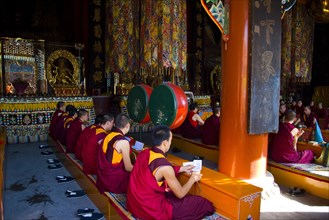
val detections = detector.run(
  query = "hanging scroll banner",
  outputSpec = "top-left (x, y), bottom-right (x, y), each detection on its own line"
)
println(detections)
top-left (281, 0), bottom-right (297, 19)
top-left (200, 0), bottom-right (230, 42)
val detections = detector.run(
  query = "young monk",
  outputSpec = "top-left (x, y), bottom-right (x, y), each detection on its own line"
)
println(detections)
top-left (75, 114), bottom-right (104, 161)
top-left (49, 101), bottom-right (65, 138)
top-left (66, 109), bottom-right (89, 153)
top-left (127, 125), bottom-right (214, 220)
top-left (201, 106), bottom-right (220, 145)
top-left (300, 106), bottom-right (318, 128)
top-left (82, 114), bottom-right (114, 175)
top-left (181, 102), bottom-right (204, 139)
top-left (269, 110), bottom-right (314, 163)
top-left (52, 104), bottom-right (75, 140)
top-left (96, 113), bottom-right (133, 193)
top-left (58, 107), bottom-right (77, 145)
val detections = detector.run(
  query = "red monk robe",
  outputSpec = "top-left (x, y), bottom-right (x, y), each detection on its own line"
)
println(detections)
top-left (270, 122), bottom-right (314, 163)
top-left (75, 124), bottom-right (97, 161)
top-left (201, 114), bottom-right (220, 145)
top-left (49, 109), bottom-right (64, 139)
top-left (66, 118), bottom-right (84, 153)
top-left (52, 112), bottom-right (68, 140)
top-left (181, 111), bottom-right (202, 139)
top-left (127, 147), bottom-right (214, 220)
top-left (96, 129), bottom-right (131, 193)
top-left (82, 125), bottom-right (107, 175)
top-left (58, 116), bottom-right (74, 145)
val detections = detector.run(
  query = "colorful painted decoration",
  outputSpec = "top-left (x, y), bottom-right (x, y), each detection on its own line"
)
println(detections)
top-left (200, 0), bottom-right (230, 42)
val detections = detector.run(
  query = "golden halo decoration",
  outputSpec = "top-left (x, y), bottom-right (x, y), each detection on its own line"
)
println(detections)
top-left (46, 49), bottom-right (79, 88)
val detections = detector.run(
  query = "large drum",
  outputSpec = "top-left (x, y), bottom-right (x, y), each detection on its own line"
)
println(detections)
top-left (149, 83), bottom-right (188, 129)
top-left (127, 84), bottom-right (153, 123)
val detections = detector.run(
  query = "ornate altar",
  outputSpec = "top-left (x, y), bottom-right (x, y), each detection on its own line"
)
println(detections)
top-left (0, 96), bottom-right (95, 144)
top-left (0, 37), bottom-right (85, 96)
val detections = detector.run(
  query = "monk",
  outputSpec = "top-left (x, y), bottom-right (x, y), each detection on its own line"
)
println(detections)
top-left (316, 102), bottom-right (327, 119)
top-left (127, 125), bottom-right (214, 220)
top-left (52, 104), bottom-right (75, 140)
top-left (49, 101), bottom-right (65, 138)
top-left (96, 113), bottom-right (133, 193)
top-left (58, 107), bottom-right (77, 145)
top-left (66, 109), bottom-right (89, 153)
top-left (269, 110), bottom-right (314, 163)
top-left (300, 106), bottom-right (318, 128)
top-left (82, 114), bottom-right (114, 175)
top-left (181, 102), bottom-right (204, 139)
top-left (279, 104), bottom-right (287, 122)
top-left (201, 106), bottom-right (220, 145)
top-left (309, 100), bottom-right (316, 113)
top-left (75, 114), bottom-right (103, 161)
top-left (295, 100), bottom-right (304, 117)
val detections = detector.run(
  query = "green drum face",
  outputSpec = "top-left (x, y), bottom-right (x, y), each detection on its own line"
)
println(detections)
top-left (127, 85), bottom-right (152, 123)
top-left (149, 83), bottom-right (188, 129)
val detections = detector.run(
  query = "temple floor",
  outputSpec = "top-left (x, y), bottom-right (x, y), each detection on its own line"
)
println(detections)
top-left (3, 134), bottom-right (329, 219)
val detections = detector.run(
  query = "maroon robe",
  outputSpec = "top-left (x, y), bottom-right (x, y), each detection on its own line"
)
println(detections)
top-left (269, 122), bottom-right (313, 163)
top-left (301, 112), bottom-right (318, 128)
top-left (127, 148), bottom-right (214, 220)
top-left (49, 109), bottom-right (64, 138)
top-left (82, 126), bottom-right (107, 175)
top-left (316, 108), bottom-right (328, 119)
top-left (75, 124), bottom-right (96, 161)
top-left (52, 112), bottom-right (68, 140)
top-left (201, 114), bottom-right (220, 145)
top-left (58, 117), bottom-right (74, 145)
top-left (181, 112), bottom-right (202, 139)
top-left (66, 118), bottom-right (84, 153)
top-left (96, 129), bottom-right (131, 193)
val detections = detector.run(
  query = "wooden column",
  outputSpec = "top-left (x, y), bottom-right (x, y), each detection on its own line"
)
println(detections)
top-left (219, 0), bottom-right (268, 180)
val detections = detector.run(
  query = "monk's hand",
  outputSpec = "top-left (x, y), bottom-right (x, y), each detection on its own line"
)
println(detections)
top-left (191, 172), bottom-right (202, 182)
top-left (180, 165), bottom-right (194, 174)
top-left (297, 129), bottom-right (304, 137)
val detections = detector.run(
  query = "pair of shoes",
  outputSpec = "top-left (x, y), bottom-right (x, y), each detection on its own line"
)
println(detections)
top-left (66, 190), bottom-right (86, 198)
top-left (77, 208), bottom-right (95, 216)
top-left (48, 164), bottom-right (62, 170)
top-left (285, 187), bottom-right (306, 196)
top-left (79, 213), bottom-right (104, 220)
top-left (47, 158), bottom-right (60, 164)
top-left (39, 144), bottom-right (50, 149)
top-left (41, 150), bottom-right (54, 155)
top-left (57, 176), bottom-right (74, 183)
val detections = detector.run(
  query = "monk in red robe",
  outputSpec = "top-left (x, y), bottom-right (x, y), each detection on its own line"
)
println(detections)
top-left (127, 125), bottom-right (214, 220)
top-left (96, 113), bottom-right (133, 193)
top-left (201, 106), bottom-right (220, 145)
top-left (52, 104), bottom-right (75, 140)
top-left (66, 109), bottom-right (89, 153)
top-left (300, 106), bottom-right (318, 128)
top-left (181, 102), bottom-right (204, 139)
top-left (269, 110), bottom-right (314, 163)
top-left (295, 100), bottom-right (304, 117)
top-left (49, 101), bottom-right (65, 139)
top-left (75, 114), bottom-right (103, 161)
top-left (82, 114), bottom-right (114, 175)
top-left (316, 102), bottom-right (328, 119)
top-left (58, 107), bottom-right (77, 145)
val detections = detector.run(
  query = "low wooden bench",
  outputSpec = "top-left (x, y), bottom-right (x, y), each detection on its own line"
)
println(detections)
top-left (301, 127), bottom-right (329, 142)
top-left (172, 134), bottom-right (219, 163)
top-left (50, 138), bottom-right (262, 220)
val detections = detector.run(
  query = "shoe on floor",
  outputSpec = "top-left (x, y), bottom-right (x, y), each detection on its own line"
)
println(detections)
top-left (66, 190), bottom-right (86, 198)
top-left (48, 164), bottom-right (62, 170)
top-left (39, 144), bottom-right (50, 149)
top-left (47, 158), bottom-right (60, 164)
top-left (41, 150), bottom-right (54, 155)
top-left (285, 187), bottom-right (306, 197)
top-left (77, 208), bottom-right (95, 216)
top-left (79, 213), bottom-right (104, 220)
top-left (57, 176), bottom-right (74, 183)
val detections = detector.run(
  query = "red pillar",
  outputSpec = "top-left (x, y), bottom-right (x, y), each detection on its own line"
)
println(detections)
top-left (219, 0), bottom-right (268, 180)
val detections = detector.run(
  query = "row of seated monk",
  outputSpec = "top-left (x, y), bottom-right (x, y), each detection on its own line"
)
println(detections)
top-left (172, 102), bottom-right (220, 146)
top-left (279, 100), bottom-right (329, 129)
top-left (49, 101), bottom-right (215, 219)
top-left (268, 109), bottom-right (328, 165)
